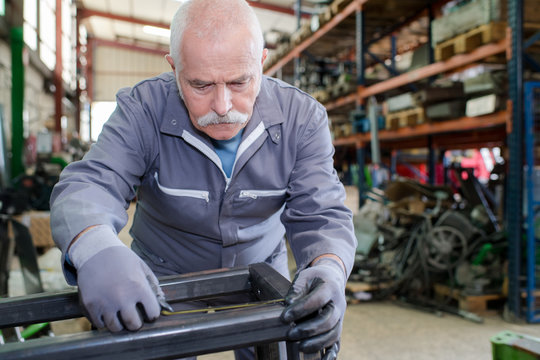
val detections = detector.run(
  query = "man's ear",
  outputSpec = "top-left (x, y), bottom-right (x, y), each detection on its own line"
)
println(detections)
top-left (165, 54), bottom-right (176, 72)
top-left (261, 48), bottom-right (268, 66)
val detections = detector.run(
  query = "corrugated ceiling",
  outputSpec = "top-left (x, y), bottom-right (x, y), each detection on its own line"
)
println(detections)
top-left (75, 0), bottom-right (327, 51)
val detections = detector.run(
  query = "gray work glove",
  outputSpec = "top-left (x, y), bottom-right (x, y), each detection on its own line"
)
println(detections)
top-left (281, 257), bottom-right (347, 360)
top-left (69, 225), bottom-right (162, 332)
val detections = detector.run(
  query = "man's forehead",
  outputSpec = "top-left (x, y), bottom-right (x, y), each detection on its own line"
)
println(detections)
top-left (181, 70), bottom-right (255, 85)
top-left (180, 51), bottom-right (258, 82)
top-left (181, 25), bottom-right (258, 57)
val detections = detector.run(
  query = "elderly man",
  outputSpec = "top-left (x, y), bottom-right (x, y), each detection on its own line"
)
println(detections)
top-left (50, 0), bottom-right (356, 359)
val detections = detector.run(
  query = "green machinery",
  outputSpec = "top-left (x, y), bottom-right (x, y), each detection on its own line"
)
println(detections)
top-left (491, 331), bottom-right (540, 360)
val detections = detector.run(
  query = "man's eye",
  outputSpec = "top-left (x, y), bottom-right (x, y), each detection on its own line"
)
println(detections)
top-left (229, 81), bottom-right (249, 90)
top-left (194, 84), bottom-right (212, 91)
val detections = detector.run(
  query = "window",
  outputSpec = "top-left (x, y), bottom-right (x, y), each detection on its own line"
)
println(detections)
top-left (23, 0), bottom-right (77, 88)
top-left (23, 0), bottom-right (38, 51)
top-left (62, 0), bottom-right (76, 89)
top-left (39, 0), bottom-right (56, 70)
top-left (90, 102), bottom-right (117, 141)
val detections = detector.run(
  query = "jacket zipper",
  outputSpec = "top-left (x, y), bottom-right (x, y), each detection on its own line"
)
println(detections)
top-left (154, 173), bottom-right (210, 202)
top-left (239, 189), bottom-right (287, 199)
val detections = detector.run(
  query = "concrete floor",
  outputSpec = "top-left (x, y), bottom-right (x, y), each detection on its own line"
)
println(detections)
top-left (197, 301), bottom-right (540, 360)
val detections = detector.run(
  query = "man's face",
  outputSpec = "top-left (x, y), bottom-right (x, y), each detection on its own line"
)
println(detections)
top-left (167, 27), bottom-right (266, 140)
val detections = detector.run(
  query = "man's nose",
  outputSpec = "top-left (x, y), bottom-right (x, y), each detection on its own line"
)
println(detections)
top-left (212, 84), bottom-right (232, 116)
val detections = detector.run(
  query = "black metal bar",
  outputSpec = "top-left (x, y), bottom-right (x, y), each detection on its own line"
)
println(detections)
top-left (471, 175), bottom-right (501, 232)
top-left (0, 304), bottom-right (291, 360)
top-left (11, 219), bottom-right (44, 295)
top-left (250, 262), bottom-right (290, 300)
top-left (160, 266), bottom-right (252, 303)
top-left (0, 289), bottom-right (80, 328)
top-left (365, 6), bottom-right (427, 47)
top-left (524, 31), bottom-right (540, 50)
top-left (524, 53), bottom-right (540, 73)
top-left (366, 50), bottom-right (399, 77)
top-left (0, 263), bottom-right (302, 359)
top-left (0, 219), bottom-right (13, 297)
top-left (0, 266), bottom-right (252, 328)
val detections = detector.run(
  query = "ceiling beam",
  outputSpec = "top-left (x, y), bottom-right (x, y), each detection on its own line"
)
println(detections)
top-left (78, 8), bottom-right (170, 29)
top-left (246, 1), bottom-right (311, 18)
top-left (78, 1), bottom-right (311, 30)
top-left (91, 37), bottom-right (169, 56)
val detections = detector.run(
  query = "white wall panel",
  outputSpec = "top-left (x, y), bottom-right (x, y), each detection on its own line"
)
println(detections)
top-left (0, 40), bottom-right (12, 148)
top-left (93, 45), bottom-right (171, 101)
top-left (24, 65), bottom-right (54, 136)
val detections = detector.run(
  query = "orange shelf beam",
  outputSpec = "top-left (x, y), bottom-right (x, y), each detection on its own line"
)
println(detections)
top-left (359, 38), bottom-right (508, 99)
top-left (264, 0), bottom-right (366, 77)
top-left (325, 92), bottom-right (358, 111)
top-left (324, 38), bottom-right (508, 111)
top-left (333, 110), bottom-right (509, 147)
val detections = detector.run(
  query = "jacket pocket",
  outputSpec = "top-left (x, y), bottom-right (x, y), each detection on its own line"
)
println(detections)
top-left (239, 189), bottom-right (287, 199)
top-left (233, 188), bottom-right (287, 218)
top-left (154, 173), bottom-right (210, 202)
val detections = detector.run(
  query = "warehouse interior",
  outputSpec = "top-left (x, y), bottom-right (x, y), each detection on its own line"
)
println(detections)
top-left (0, 0), bottom-right (540, 359)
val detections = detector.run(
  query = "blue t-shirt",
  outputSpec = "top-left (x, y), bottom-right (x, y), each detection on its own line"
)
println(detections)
top-left (211, 129), bottom-right (244, 177)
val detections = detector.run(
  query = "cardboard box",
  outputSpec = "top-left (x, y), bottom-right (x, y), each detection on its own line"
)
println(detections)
top-left (15, 211), bottom-right (55, 250)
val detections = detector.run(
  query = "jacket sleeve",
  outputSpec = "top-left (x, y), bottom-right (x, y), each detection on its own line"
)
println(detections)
top-left (50, 89), bottom-right (157, 283)
top-left (281, 102), bottom-right (357, 277)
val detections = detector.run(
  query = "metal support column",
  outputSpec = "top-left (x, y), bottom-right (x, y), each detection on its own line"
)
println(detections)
top-left (506, 0), bottom-right (524, 320)
top-left (356, 145), bottom-right (366, 208)
top-left (75, 18), bottom-right (81, 134)
top-left (426, 5), bottom-right (436, 185)
top-left (428, 136), bottom-right (435, 185)
top-left (293, 0), bottom-right (302, 87)
top-left (356, 3), bottom-right (365, 208)
top-left (54, 0), bottom-right (63, 134)
top-left (10, 27), bottom-right (24, 180)
top-left (390, 34), bottom-right (396, 73)
top-left (355, 4), bottom-right (364, 87)
top-left (524, 81), bottom-right (540, 323)
top-left (428, 5), bottom-right (436, 84)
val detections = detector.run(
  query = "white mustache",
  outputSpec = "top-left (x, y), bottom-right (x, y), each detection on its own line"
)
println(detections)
top-left (196, 110), bottom-right (249, 127)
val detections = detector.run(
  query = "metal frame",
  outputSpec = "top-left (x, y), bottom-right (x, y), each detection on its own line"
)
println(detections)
top-left (506, 0), bottom-right (525, 321)
top-left (524, 81), bottom-right (540, 323)
top-left (0, 263), bottom-right (316, 359)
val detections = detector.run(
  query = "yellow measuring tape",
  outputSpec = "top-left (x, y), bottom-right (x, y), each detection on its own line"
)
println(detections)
top-left (161, 298), bottom-right (285, 316)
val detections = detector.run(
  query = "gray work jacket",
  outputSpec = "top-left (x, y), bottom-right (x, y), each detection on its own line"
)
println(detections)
top-left (50, 72), bottom-right (356, 284)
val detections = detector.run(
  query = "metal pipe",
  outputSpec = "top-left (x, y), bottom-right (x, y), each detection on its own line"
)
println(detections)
top-left (0, 304), bottom-right (290, 360)
top-left (0, 263), bottom-right (302, 359)
top-left (0, 266), bottom-right (252, 328)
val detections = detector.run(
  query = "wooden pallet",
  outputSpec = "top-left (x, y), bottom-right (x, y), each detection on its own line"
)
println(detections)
top-left (330, 0), bottom-right (352, 15)
top-left (435, 22), bottom-right (507, 62)
top-left (332, 122), bottom-right (354, 138)
top-left (434, 283), bottom-right (505, 315)
top-left (14, 211), bottom-right (56, 252)
top-left (346, 281), bottom-right (391, 304)
top-left (386, 107), bottom-right (426, 130)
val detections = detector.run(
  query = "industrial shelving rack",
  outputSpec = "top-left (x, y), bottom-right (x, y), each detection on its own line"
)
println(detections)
top-left (524, 81), bottom-right (540, 323)
top-left (264, 0), bottom-right (538, 321)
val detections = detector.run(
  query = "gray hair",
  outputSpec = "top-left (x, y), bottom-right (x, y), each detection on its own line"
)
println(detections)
top-left (169, 0), bottom-right (265, 71)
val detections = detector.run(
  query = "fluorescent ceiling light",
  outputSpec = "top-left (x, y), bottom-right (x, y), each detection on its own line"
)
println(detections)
top-left (143, 25), bottom-right (170, 38)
